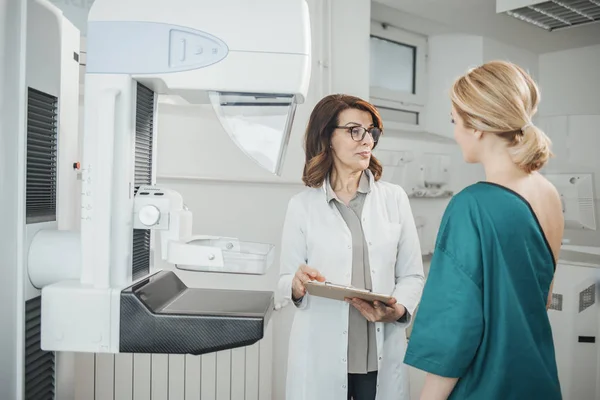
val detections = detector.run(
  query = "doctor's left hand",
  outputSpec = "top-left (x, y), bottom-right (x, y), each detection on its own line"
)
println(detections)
top-left (348, 298), bottom-right (406, 323)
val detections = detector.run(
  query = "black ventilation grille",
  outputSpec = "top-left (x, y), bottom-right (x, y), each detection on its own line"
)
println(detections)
top-left (506, 0), bottom-right (600, 31)
top-left (579, 283), bottom-right (596, 313)
top-left (132, 83), bottom-right (155, 280)
top-left (132, 229), bottom-right (151, 280)
top-left (26, 88), bottom-right (58, 224)
top-left (25, 296), bottom-right (55, 399)
top-left (549, 293), bottom-right (563, 311)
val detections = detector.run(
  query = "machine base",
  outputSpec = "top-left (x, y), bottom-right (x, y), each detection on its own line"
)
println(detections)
top-left (119, 270), bottom-right (274, 355)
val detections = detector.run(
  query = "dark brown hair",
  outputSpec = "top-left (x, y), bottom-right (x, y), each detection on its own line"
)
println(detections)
top-left (302, 94), bottom-right (383, 188)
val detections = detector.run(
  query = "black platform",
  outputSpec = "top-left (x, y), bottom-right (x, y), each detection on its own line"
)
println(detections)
top-left (119, 270), bottom-right (274, 355)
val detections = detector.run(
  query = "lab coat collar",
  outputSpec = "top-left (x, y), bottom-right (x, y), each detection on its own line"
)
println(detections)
top-left (324, 169), bottom-right (372, 203)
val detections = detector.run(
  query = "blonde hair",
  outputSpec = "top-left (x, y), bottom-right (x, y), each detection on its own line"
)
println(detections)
top-left (451, 60), bottom-right (552, 173)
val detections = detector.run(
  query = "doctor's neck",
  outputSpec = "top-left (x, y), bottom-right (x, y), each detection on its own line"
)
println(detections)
top-left (330, 167), bottom-right (362, 194)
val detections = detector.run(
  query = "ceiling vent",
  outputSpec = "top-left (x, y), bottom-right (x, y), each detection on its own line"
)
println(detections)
top-left (497, 0), bottom-right (600, 31)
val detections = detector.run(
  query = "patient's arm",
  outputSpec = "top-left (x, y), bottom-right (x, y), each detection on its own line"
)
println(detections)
top-left (419, 373), bottom-right (459, 400)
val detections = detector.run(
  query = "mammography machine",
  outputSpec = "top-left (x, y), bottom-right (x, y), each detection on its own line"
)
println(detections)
top-left (0, 0), bottom-right (310, 398)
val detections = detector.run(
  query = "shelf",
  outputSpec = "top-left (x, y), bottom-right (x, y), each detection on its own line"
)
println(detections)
top-left (168, 237), bottom-right (276, 275)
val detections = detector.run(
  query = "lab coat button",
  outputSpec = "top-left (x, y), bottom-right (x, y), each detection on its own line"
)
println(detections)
top-left (342, 358), bottom-right (346, 363)
top-left (377, 328), bottom-right (380, 332)
top-left (343, 330), bottom-right (347, 334)
top-left (347, 245), bottom-right (351, 249)
top-left (342, 385), bottom-right (347, 389)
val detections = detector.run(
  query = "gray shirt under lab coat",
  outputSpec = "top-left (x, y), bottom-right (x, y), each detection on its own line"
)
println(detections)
top-left (325, 172), bottom-right (378, 374)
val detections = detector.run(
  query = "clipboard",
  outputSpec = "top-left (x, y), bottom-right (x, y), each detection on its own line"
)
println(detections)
top-left (304, 281), bottom-right (394, 304)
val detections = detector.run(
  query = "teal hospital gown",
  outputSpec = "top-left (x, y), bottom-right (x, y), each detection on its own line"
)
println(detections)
top-left (404, 182), bottom-right (562, 399)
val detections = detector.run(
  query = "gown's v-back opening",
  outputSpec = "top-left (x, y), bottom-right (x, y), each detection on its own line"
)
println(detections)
top-left (476, 180), bottom-right (557, 271)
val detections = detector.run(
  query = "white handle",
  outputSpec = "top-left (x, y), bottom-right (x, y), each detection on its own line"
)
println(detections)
top-left (167, 240), bottom-right (225, 269)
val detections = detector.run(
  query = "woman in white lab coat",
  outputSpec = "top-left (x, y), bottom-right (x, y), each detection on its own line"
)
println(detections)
top-left (277, 94), bottom-right (425, 400)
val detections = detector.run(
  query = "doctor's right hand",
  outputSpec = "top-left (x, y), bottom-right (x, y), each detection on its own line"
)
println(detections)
top-left (292, 264), bottom-right (325, 301)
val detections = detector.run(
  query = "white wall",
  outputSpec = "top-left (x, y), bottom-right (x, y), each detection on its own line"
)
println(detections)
top-left (539, 44), bottom-right (600, 117)
top-left (537, 44), bottom-right (600, 250)
top-left (482, 37), bottom-right (539, 79)
top-left (370, 1), bottom-right (451, 38)
top-left (425, 34), bottom-right (484, 140)
top-left (330, 0), bottom-right (371, 98)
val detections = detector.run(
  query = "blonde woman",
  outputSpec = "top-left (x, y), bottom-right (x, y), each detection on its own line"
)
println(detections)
top-left (404, 61), bottom-right (564, 400)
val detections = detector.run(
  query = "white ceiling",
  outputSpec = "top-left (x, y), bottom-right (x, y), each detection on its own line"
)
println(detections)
top-left (374, 0), bottom-right (600, 54)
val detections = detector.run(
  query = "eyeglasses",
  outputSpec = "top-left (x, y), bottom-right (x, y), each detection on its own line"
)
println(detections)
top-left (335, 126), bottom-right (382, 142)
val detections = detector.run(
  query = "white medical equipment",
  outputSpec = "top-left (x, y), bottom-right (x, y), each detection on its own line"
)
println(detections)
top-left (14, 0), bottom-right (310, 365)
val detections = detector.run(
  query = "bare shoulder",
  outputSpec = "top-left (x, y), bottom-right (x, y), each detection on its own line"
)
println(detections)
top-left (535, 173), bottom-right (563, 216)
top-left (538, 173), bottom-right (561, 199)
top-left (528, 173), bottom-right (564, 258)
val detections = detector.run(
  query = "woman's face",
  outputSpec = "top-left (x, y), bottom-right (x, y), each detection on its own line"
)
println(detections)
top-left (330, 108), bottom-right (377, 173)
top-left (452, 105), bottom-right (481, 164)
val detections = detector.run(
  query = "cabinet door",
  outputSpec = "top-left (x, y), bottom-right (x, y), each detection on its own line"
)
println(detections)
top-left (548, 263), bottom-right (600, 400)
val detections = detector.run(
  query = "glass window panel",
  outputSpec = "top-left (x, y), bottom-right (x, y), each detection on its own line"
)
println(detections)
top-left (370, 35), bottom-right (416, 95)
top-left (376, 105), bottom-right (419, 125)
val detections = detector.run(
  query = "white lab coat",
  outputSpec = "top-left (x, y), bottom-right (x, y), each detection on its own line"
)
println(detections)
top-left (277, 171), bottom-right (425, 400)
